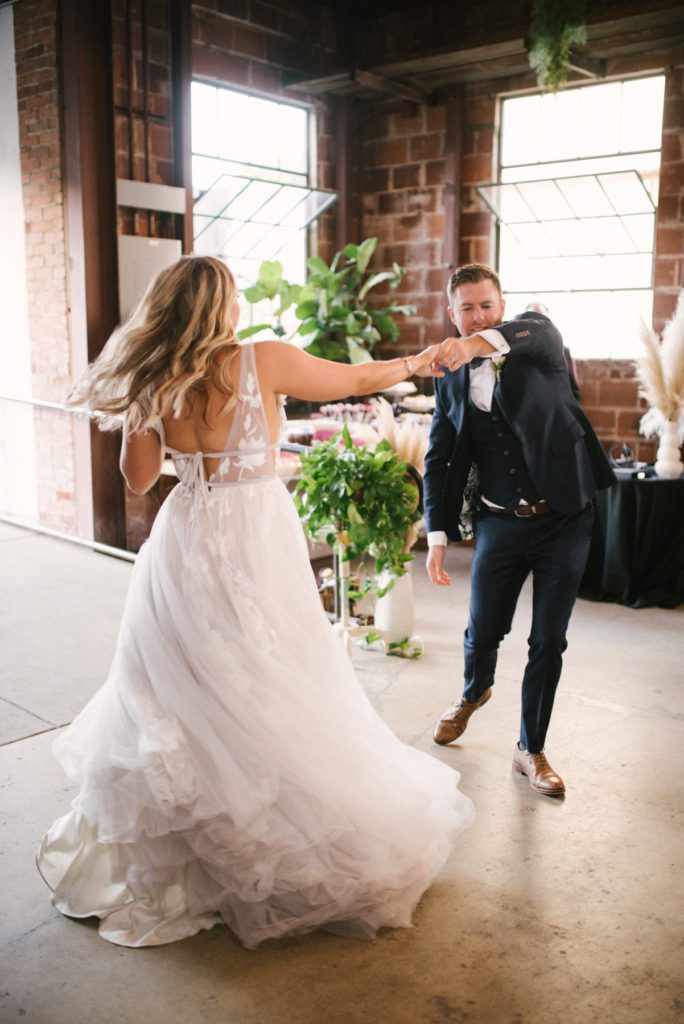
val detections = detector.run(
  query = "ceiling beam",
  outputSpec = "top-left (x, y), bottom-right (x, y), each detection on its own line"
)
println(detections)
top-left (286, 67), bottom-right (432, 103)
top-left (567, 53), bottom-right (607, 79)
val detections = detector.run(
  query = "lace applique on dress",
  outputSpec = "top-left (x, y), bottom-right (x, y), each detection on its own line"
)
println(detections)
top-left (165, 344), bottom-right (277, 497)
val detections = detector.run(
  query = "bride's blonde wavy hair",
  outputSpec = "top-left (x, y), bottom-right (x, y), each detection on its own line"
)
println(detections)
top-left (68, 255), bottom-right (240, 433)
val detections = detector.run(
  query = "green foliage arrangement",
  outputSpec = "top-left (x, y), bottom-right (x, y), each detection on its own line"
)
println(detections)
top-left (294, 426), bottom-right (421, 596)
top-left (528, 0), bottom-right (588, 92)
top-left (238, 237), bottom-right (415, 363)
top-left (238, 260), bottom-right (300, 339)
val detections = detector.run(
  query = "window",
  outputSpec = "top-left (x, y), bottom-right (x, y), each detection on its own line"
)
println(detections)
top-left (190, 83), bottom-right (336, 328)
top-left (481, 76), bottom-right (665, 358)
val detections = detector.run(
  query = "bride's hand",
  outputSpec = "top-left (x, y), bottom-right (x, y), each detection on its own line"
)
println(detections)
top-left (410, 344), bottom-right (445, 378)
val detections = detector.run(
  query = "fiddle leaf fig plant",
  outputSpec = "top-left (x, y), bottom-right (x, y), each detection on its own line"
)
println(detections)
top-left (294, 426), bottom-right (421, 597)
top-left (237, 260), bottom-right (302, 339)
top-left (238, 237), bottom-right (415, 363)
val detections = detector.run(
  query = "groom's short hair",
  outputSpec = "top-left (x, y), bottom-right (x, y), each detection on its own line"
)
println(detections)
top-left (447, 264), bottom-right (502, 304)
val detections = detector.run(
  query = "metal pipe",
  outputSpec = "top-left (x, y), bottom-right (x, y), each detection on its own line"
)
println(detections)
top-left (0, 513), bottom-right (136, 562)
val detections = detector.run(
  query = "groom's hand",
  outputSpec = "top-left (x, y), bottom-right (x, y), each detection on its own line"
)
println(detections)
top-left (438, 334), bottom-right (496, 372)
top-left (426, 546), bottom-right (452, 586)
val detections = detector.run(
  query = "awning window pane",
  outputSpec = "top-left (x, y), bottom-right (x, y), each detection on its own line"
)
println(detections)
top-left (508, 223), bottom-right (558, 258)
top-left (245, 225), bottom-right (300, 261)
top-left (252, 185), bottom-right (307, 225)
top-left (478, 184), bottom-right (535, 222)
top-left (622, 213), bottom-right (655, 252)
top-left (517, 180), bottom-right (574, 220)
top-left (544, 220), bottom-right (597, 256)
top-left (598, 172), bottom-right (654, 214)
top-left (225, 180), bottom-right (280, 219)
top-left (582, 216), bottom-right (637, 254)
top-left (193, 218), bottom-right (241, 255)
top-left (193, 177), bottom-right (249, 218)
top-left (556, 176), bottom-right (614, 217)
top-left (281, 190), bottom-right (336, 228)
top-left (224, 221), bottom-right (272, 258)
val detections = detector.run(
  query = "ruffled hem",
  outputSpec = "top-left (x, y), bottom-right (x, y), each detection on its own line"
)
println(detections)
top-left (37, 807), bottom-right (467, 949)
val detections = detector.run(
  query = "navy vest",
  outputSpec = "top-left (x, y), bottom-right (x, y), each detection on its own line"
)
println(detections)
top-left (467, 393), bottom-right (540, 506)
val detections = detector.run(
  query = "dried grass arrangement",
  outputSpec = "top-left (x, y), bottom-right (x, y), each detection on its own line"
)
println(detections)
top-left (637, 290), bottom-right (684, 442)
top-left (371, 397), bottom-right (429, 474)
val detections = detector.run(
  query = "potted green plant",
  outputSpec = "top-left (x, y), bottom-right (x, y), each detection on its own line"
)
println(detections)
top-left (294, 426), bottom-right (422, 653)
top-left (238, 238), bottom-right (415, 363)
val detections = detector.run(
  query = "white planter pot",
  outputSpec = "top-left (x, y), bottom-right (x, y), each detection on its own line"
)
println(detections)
top-left (655, 421), bottom-right (684, 480)
top-left (374, 568), bottom-right (415, 644)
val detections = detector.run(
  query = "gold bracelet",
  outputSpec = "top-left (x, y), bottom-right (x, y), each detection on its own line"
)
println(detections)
top-left (402, 355), bottom-right (415, 377)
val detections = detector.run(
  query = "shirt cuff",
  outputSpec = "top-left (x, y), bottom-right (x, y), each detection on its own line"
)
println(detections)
top-left (477, 329), bottom-right (510, 356)
top-left (427, 530), bottom-right (448, 547)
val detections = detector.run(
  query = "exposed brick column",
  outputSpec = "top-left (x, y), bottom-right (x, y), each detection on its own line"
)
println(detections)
top-left (653, 67), bottom-right (684, 333)
top-left (460, 84), bottom-right (496, 266)
top-left (359, 100), bottom-right (449, 355)
top-left (13, 0), bottom-right (77, 533)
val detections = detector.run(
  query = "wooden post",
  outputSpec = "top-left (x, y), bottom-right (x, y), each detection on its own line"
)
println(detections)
top-left (60, 0), bottom-right (126, 548)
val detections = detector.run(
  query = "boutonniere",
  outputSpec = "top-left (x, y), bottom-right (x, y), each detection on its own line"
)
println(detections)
top-left (492, 356), bottom-right (507, 382)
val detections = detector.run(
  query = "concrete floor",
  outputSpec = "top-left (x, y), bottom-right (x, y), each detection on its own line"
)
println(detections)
top-left (1, 518), bottom-right (683, 1024)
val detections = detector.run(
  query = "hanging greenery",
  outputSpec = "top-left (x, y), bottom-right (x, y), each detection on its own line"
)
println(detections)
top-left (528, 0), bottom-right (589, 92)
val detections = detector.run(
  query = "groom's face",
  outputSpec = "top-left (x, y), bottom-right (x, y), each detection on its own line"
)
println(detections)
top-left (448, 279), bottom-right (505, 337)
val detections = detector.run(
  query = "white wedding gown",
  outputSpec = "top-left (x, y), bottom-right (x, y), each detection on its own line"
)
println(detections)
top-left (37, 343), bottom-right (474, 949)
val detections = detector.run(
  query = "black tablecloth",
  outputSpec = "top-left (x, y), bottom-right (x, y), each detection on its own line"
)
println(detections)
top-left (579, 477), bottom-right (684, 608)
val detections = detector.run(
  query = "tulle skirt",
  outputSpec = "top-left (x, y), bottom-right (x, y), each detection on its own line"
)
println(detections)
top-left (37, 478), bottom-right (474, 948)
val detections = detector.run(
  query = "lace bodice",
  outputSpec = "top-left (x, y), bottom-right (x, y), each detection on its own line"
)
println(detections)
top-left (153, 343), bottom-right (280, 500)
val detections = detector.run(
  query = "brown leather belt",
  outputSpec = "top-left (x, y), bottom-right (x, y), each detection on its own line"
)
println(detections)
top-left (486, 499), bottom-right (552, 518)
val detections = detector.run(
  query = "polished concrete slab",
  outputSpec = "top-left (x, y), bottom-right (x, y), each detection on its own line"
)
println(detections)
top-left (1, 530), bottom-right (682, 1024)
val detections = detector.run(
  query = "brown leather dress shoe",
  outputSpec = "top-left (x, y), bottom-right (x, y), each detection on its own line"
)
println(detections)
top-left (433, 688), bottom-right (492, 746)
top-left (512, 746), bottom-right (565, 796)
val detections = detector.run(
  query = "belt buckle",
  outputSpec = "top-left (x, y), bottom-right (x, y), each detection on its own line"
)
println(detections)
top-left (514, 506), bottom-right (532, 518)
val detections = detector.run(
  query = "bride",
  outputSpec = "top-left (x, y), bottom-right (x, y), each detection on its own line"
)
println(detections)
top-left (37, 255), bottom-right (474, 949)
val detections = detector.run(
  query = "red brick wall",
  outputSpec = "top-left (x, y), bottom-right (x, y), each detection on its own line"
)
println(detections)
top-left (13, 0), bottom-right (77, 533)
top-left (654, 67), bottom-right (684, 332)
top-left (576, 360), bottom-right (656, 463)
top-left (359, 101), bottom-right (448, 354)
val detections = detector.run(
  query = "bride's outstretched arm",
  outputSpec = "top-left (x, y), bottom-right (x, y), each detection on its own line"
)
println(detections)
top-left (120, 420), bottom-right (164, 495)
top-left (256, 340), bottom-right (444, 402)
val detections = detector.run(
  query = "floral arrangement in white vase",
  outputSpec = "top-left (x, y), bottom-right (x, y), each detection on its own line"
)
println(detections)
top-left (637, 290), bottom-right (684, 479)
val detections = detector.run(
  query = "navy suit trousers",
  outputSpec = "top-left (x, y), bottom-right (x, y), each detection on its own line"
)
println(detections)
top-left (462, 504), bottom-right (594, 752)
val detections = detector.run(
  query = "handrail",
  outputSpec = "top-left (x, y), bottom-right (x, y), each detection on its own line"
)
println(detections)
top-left (0, 393), bottom-right (97, 416)
top-left (0, 513), bottom-right (137, 562)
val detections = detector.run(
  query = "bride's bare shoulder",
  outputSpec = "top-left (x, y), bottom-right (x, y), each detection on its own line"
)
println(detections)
top-left (252, 339), bottom-right (295, 380)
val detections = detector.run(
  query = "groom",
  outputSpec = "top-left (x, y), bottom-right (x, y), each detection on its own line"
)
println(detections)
top-left (424, 264), bottom-right (615, 795)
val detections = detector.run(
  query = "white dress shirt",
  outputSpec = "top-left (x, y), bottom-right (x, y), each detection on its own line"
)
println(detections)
top-left (427, 329), bottom-right (511, 548)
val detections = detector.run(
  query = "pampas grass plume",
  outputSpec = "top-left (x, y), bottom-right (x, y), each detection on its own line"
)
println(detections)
top-left (637, 289), bottom-right (684, 438)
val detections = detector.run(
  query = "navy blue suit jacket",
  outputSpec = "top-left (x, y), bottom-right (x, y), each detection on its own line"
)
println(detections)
top-left (423, 313), bottom-right (616, 542)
